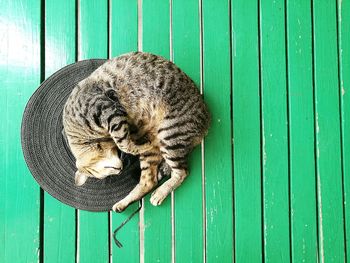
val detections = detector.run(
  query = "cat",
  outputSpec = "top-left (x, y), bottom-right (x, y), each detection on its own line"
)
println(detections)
top-left (63, 52), bottom-right (210, 212)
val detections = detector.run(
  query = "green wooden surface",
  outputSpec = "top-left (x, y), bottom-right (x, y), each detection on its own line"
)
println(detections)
top-left (338, 0), bottom-right (350, 261)
top-left (2, 0), bottom-right (350, 262)
top-left (313, 0), bottom-right (346, 261)
top-left (44, 0), bottom-right (76, 262)
top-left (232, 1), bottom-right (262, 262)
top-left (142, 1), bottom-right (172, 262)
top-left (110, 0), bottom-right (140, 262)
top-left (78, 1), bottom-right (109, 262)
top-left (260, 0), bottom-right (290, 261)
top-left (172, 0), bottom-right (204, 262)
top-left (110, 0), bottom-right (138, 57)
top-left (202, 0), bottom-right (233, 262)
top-left (0, 0), bottom-right (41, 262)
top-left (286, 1), bottom-right (318, 262)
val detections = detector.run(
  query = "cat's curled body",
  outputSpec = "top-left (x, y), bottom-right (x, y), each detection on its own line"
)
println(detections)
top-left (63, 52), bottom-right (210, 212)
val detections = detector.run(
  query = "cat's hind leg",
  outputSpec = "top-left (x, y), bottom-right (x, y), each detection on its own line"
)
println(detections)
top-left (112, 151), bottom-right (162, 212)
top-left (150, 141), bottom-right (190, 206)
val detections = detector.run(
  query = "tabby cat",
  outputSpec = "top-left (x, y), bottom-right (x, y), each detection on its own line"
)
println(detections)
top-left (63, 52), bottom-right (210, 212)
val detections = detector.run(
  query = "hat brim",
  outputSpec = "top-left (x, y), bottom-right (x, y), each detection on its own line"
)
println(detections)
top-left (21, 59), bottom-right (140, 212)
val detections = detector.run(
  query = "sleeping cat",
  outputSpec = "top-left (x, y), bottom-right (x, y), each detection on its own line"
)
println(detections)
top-left (63, 52), bottom-right (210, 212)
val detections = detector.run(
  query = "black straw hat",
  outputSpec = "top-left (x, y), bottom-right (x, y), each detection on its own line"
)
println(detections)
top-left (21, 59), bottom-right (140, 212)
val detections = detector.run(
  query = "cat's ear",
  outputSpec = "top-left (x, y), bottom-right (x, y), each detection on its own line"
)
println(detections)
top-left (75, 170), bottom-right (88, 186)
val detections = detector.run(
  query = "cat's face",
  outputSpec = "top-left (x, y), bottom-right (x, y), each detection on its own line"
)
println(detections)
top-left (70, 140), bottom-right (123, 186)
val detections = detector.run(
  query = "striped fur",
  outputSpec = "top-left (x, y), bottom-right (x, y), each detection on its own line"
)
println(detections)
top-left (63, 52), bottom-right (210, 211)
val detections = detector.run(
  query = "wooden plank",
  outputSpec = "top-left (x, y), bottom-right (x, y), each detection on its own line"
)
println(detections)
top-left (231, 1), bottom-right (262, 262)
top-left (79, 0), bottom-right (108, 59)
top-left (202, 0), bottom-right (233, 262)
top-left (338, 0), bottom-right (350, 261)
top-left (110, 0), bottom-right (138, 56)
top-left (142, 0), bottom-right (172, 262)
top-left (0, 1), bottom-right (42, 262)
top-left (286, 1), bottom-right (318, 262)
top-left (312, 0), bottom-right (346, 261)
top-left (78, 1), bottom-right (109, 262)
top-left (110, 0), bottom-right (140, 262)
top-left (44, 0), bottom-right (76, 262)
top-left (172, 0), bottom-right (203, 262)
top-left (259, 0), bottom-right (290, 261)
top-left (0, 0), bottom-right (41, 262)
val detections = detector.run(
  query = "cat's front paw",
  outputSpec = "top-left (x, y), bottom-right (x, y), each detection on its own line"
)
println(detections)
top-left (112, 201), bottom-right (128, 213)
top-left (150, 187), bottom-right (168, 206)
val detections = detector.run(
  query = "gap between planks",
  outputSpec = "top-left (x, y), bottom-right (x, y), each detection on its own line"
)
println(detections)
top-left (199, 0), bottom-right (206, 262)
top-left (76, 0), bottom-right (80, 262)
top-left (138, 1), bottom-right (145, 263)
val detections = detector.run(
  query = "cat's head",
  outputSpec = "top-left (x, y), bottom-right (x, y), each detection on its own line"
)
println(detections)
top-left (69, 139), bottom-right (123, 186)
top-left (63, 77), bottom-right (125, 186)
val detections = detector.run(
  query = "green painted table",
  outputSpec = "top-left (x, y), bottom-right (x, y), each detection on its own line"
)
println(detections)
top-left (0, 0), bottom-right (349, 262)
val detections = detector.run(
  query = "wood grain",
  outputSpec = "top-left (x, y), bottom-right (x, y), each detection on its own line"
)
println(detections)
top-left (286, 0), bottom-right (318, 262)
top-left (172, 0), bottom-right (204, 262)
top-left (202, 0), bottom-right (234, 262)
top-left (0, 0), bottom-right (41, 262)
top-left (260, 0), bottom-right (290, 261)
top-left (232, 0), bottom-right (263, 261)
top-left (338, 0), bottom-right (350, 261)
top-left (313, 0), bottom-right (346, 261)
top-left (44, 1), bottom-right (76, 262)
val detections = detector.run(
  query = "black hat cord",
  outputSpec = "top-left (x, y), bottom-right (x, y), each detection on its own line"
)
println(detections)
top-left (113, 200), bottom-right (142, 248)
